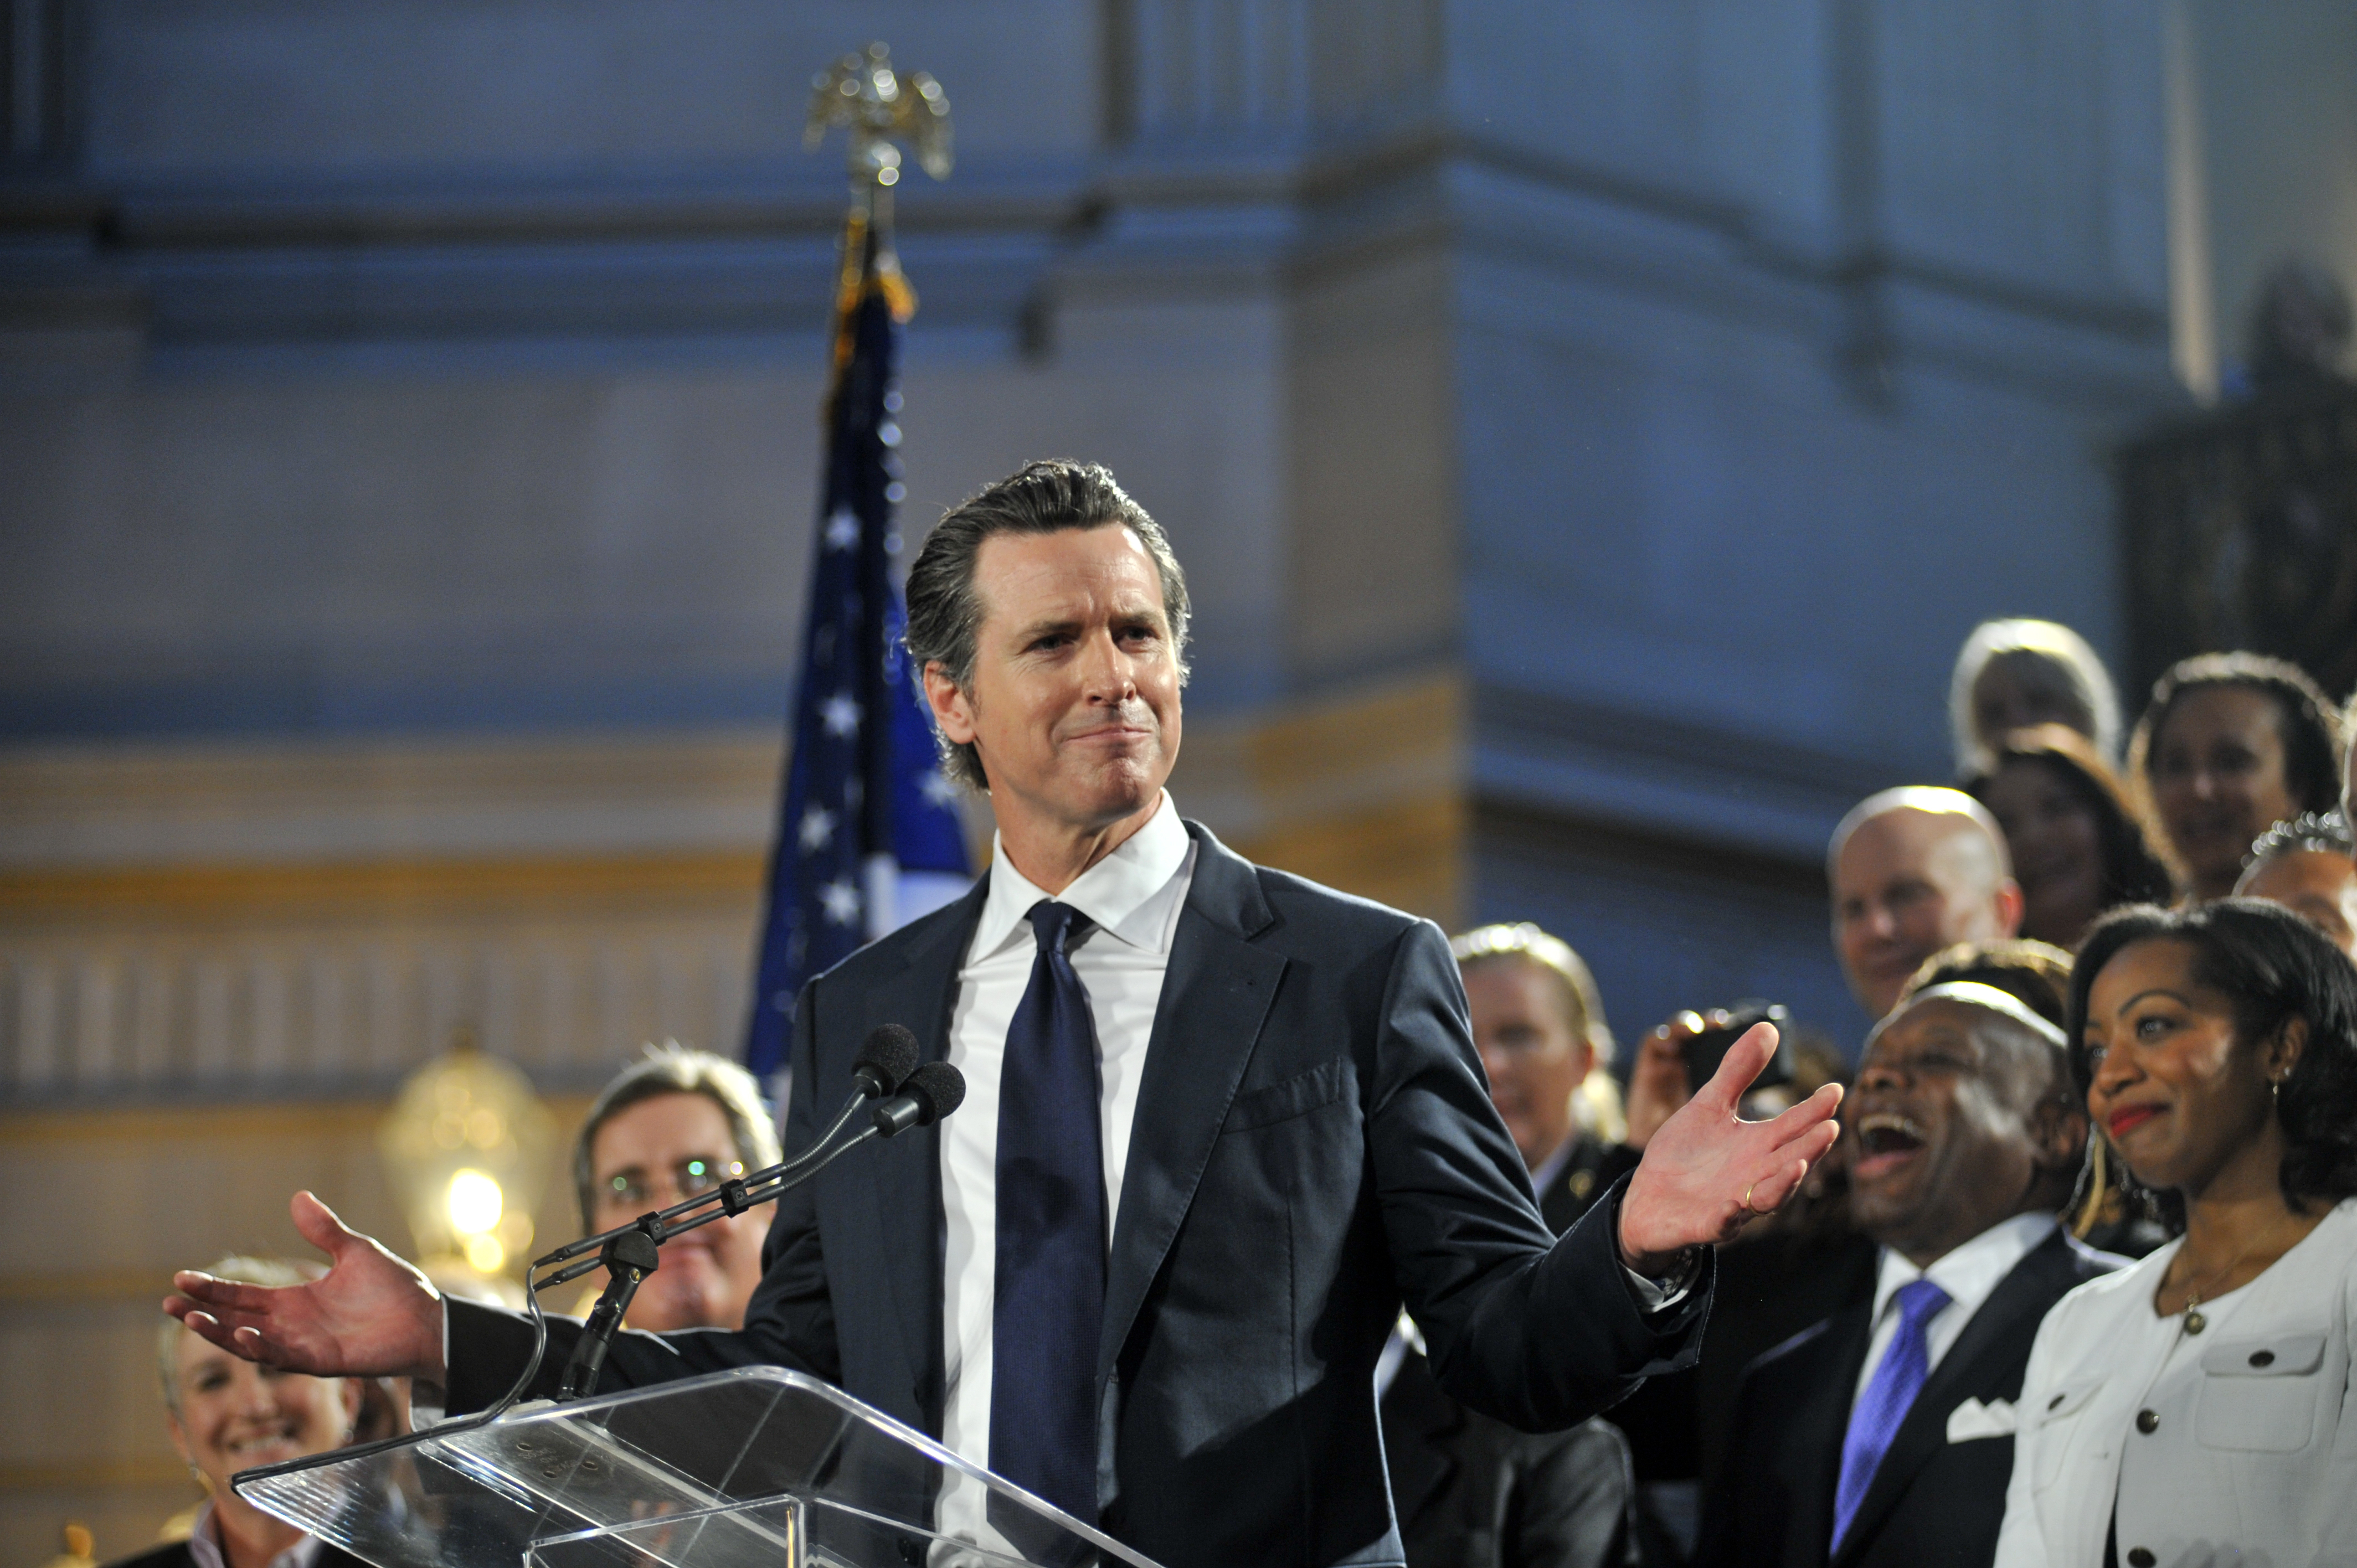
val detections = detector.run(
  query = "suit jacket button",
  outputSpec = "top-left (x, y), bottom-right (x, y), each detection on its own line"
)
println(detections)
top-left (2127, 1550), bottom-right (2155, 1567)
top-left (2135, 1409), bottom-right (2159, 1434)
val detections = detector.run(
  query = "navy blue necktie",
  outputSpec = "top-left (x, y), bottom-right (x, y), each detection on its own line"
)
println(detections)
top-left (989, 900), bottom-right (1106, 1523)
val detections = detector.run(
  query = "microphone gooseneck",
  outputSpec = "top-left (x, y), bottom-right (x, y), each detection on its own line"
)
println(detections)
top-left (534, 1025), bottom-right (920, 1271)
top-left (526, 1040), bottom-right (966, 1400)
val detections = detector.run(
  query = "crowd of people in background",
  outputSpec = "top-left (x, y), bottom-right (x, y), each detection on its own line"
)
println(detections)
top-left (129, 618), bottom-right (2357, 1568)
top-left (1376, 621), bottom-right (2357, 1568)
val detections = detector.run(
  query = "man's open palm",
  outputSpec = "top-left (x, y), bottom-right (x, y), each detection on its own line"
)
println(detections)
top-left (166, 1191), bottom-right (447, 1384)
top-left (1619, 1024), bottom-right (1841, 1272)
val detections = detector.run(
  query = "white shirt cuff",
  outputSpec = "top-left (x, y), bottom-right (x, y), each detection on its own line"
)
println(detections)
top-left (1620, 1249), bottom-right (1700, 1314)
top-left (407, 1300), bottom-right (452, 1428)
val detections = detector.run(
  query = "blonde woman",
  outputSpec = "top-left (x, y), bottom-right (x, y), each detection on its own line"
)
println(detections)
top-left (1452, 922), bottom-right (1634, 1228)
top-left (118, 1258), bottom-right (369, 1568)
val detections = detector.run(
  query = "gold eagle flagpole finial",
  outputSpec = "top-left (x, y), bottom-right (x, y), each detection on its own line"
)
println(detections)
top-left (805, 42), bottom-right (951, 338)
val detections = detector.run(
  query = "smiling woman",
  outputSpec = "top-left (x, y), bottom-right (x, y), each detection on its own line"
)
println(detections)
top-left (1994, 900), bottom-right (2357, 1567)
top-left (1966, 725), bottom-right (2175, 950)
top-left (2126, 653), bottom-right (2345, 904)
top-left (117, 1258), bottom-right (370, 1568)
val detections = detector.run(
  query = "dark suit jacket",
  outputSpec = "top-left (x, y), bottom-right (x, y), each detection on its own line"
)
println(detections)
top-left (1383, 1345), bottom-right (1639, 1568)
top-left (1690, 1229), bottom-right (2122, 1568)
top-left (448, 822), bottom-right (1712, 1568)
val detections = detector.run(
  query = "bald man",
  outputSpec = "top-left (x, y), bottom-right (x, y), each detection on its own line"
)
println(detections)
top-left (1831, 788), bottom-right (2024, 1020)
top-left (1694, 984), bottom-right (2121, 1568)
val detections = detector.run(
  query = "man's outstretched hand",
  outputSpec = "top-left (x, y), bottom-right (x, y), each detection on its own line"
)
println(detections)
top-left (166, 1191), bottom-right (448, 1385)
top-left (1618, 1023), bottom-right (1841, 1276)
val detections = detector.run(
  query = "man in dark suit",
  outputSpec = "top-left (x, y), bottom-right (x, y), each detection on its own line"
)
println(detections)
top-left (1692, 981), bottom-right (2122, 1568)
top-left (170, 460), bottom-right (1843, 1568)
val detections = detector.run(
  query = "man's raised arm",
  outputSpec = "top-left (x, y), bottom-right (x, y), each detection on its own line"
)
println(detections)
top-left (166, 1189), bottom-right (447, 1384)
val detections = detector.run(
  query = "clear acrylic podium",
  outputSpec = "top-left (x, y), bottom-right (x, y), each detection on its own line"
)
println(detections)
top-left (234, 1366), bottom-right (1160, 1568)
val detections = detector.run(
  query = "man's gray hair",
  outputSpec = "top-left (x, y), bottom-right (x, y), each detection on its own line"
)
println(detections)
top-left (573, 1043), bottom-right (781, 1230)
top-left (903, 459), bottom-right (1191, 790)
top-left (2243, 811), bottom-right (2356, 873)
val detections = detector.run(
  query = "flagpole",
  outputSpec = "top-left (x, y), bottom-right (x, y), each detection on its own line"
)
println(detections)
top-left (809, 48), bottom-right (936, 940)
top-left (740, 45), bottom-right (960, 1081)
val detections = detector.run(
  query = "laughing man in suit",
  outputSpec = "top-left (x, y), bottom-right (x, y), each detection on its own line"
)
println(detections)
top-left (1692, 982), bottom-right (2123, 1568)
top-left (168, 460), bottom-right (1844, 1568)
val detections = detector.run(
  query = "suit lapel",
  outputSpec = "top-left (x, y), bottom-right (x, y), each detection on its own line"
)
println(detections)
top-left (847, 876), bottom-right (987, 1420)
top-left (1800, 1304), bottom-right (1877, 1559)
top-left (1097, 823), bottom-right (1285, 1385)
top-left (1831, 1231), bottom-right (2074, 1565)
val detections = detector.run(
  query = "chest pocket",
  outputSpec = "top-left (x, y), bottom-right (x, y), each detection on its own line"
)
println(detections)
top-left (2030, 1376), bottom-right (2104, 1490)
top-left (2195, 1332), bottom-right (2328, 1453)
top-left (1220, 1058), bottom-right (1351, 1132)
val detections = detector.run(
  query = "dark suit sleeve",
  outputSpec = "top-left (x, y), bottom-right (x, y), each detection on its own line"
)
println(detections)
top-left (442, 981), bottom-right (842, 1414)
top-left (1369, 921), bottom-right (1711, 1432)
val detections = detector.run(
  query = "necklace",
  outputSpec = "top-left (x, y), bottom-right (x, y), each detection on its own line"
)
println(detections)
top-left (2169, 1216), bottom-right (2296, 1335)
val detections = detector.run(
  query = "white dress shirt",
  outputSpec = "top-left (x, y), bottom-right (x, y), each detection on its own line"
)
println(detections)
top-left (1854, 1211), bottom-right (2058, 1405)
top-left (938, 792), bottom-right (1195, 1476)
top-left (184, 1500), bottom-right (326, 1568)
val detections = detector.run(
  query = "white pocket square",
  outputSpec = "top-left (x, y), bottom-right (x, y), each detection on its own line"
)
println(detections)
top-left (1946, 1397), bottom-right (2018, 1442)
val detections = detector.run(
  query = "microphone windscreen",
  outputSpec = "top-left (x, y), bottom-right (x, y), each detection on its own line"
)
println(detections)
top-left (854, 1024), bottom-right (920, 1094)
top-left (903, 1060), bottom-right (967, 1125)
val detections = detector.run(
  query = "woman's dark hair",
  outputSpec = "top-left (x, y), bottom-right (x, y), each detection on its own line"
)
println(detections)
top-left (1968, 723), bottom-right (2181, 907)
top-left (2127, 652), bottom-right (2345, 820)
top-left (2067, 898), bottom-right (2357, 1217)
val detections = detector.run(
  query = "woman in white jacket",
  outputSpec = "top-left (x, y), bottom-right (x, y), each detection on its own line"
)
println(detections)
top-left (1996, 898), bottom-right (2357, 1568)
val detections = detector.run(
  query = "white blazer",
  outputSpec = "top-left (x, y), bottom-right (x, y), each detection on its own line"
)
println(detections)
top-left (1994, 1197), bottom-right (2357, 1568)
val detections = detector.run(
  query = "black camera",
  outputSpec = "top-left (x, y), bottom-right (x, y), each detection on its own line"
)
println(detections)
top-left (1677, 1001), bottom-right (1795, 1091)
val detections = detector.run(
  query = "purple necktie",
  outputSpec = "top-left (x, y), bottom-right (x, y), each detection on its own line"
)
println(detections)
top-left (1833, 1277), bottom-right (1951, 1551)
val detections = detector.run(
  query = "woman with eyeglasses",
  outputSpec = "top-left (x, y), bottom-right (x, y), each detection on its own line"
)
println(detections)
top-left (1995, 900), bottom-right (2357, 1567)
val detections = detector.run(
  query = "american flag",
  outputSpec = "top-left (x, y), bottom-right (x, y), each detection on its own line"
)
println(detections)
top-left (744, 213), bottom-right (970, 1080)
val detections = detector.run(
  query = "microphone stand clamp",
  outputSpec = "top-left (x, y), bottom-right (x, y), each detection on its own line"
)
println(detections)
top-left (555, 1220), bottom-right (663, 1401)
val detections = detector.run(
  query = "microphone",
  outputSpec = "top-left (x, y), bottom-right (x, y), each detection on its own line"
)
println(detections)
top-left (851, 1023), bottom-right (920, 1098)
top-left (870, 1060), bottom-right (967, 1137)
